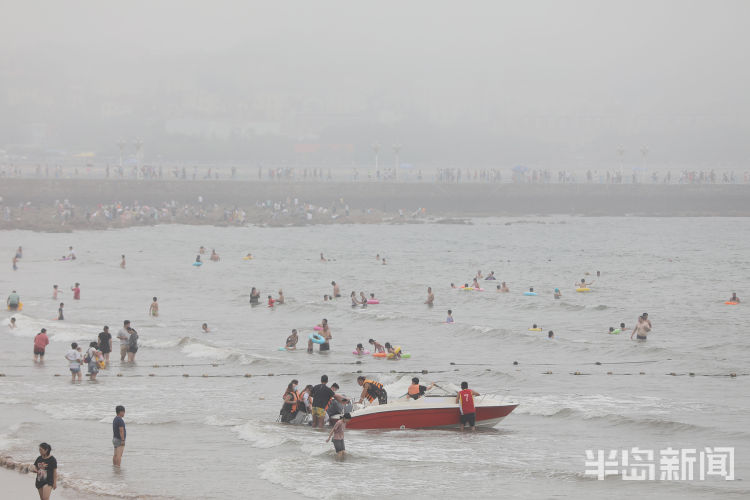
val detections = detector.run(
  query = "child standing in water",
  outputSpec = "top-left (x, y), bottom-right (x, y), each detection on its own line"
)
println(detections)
top-left (58, 303), bottom-right (65, 320)
top-left (446, 310), bottom-right (454, 323)
top-left (149, 297), bottom-right (159, 317)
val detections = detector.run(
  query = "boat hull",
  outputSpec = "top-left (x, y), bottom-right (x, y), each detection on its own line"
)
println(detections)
top-left (345, 404), bottom-right (518, 430)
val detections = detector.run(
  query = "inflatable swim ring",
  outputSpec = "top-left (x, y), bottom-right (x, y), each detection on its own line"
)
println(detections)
top-left (528, 328), bottom-right (542, 331)
top-left (387, 346), bottom-right (403, 359)
top-left (610, 329), bottom-right (621, 334)
top-left (367, 299), bottom-right (380, 305)
top-left (243, 256), bottom-right (253, 261)
top-left (576, 288), bottom-right (591, 292)
top-left (372, 352), bottom-right (387, 358)
top-left (353, 350), bottom-right (371, 355)
top-left (193, 262), bottom-right (202, 267)
top-left (524, 292), bottom-right (537, 296)
top-left (313, 325), bottom-right (322, 331)
top-left (401, 353), bottom-right (411, 359)
top-left (309, 333), bottom-right (325, 344)
top-left (725, 301), bottom-right (739, 305)
top-left (7, 302), bottom-right (22, 311)
top-left (460, 287), bottom-right (473, 291)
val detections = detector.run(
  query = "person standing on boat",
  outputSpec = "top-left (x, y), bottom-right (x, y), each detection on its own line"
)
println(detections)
top-left (456, 381), bottom-right (480, 432)
top-left (356, 376), bottom-right (387, 405)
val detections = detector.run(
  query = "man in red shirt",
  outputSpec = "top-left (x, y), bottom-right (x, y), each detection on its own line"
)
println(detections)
top-left (34, 328), bottom-right (50, 362)
top-left (72, 283), bottom-right (81, 300)
top-left (456, 381), bottom-right (480, 432)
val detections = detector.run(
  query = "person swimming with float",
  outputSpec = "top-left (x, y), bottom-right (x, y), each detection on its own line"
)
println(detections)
top-left (471, 277), bottom-right (480, 289)
top-left (576, 278), bottom-right (595, 288)
top-left (285, 329), bottom-right (298, 349)
top-left (350, 291), bottom-right (360, 307)
top-left (267, 295), bottom-right (275, 308)
top-left (384, 342), bottom-right (401, 359)
top-left (202, 323), bottom-right (210, 333)
top-left (729, 292), bottom-right (740, 303)
top-left (354, 343), bottom-right (366, 355)
top-left (368, 338), bottom-right (385, 353)
top-left (554, 288), bottom-right (561, 299)
top-left (357, 375), bottom-right (388, 405)
top-left (500, 282), bottom-right (509, 292)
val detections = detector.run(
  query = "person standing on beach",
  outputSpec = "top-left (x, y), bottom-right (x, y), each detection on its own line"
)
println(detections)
top-left (117, 320), bottom-right (131, 361)
top-left (149, 297), bottom-right (159, 317)
top-left (98, 326), bottom-right (112, 365)
top-left (112, 406), bottom-right (126, 466)
top-left (31, 442), bottom-right (57, 499)
top-left (34, 329), bottom-right (49, 363)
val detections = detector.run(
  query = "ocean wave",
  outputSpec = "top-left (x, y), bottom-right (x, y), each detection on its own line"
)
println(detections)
top-left (232, 421), bottom-right (296, 449)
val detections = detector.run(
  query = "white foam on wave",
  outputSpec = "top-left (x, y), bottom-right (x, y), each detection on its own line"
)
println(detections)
top-left (232, 421), bottom-right (294, 449)
top-left (204, 415), bottom-right (244, 427)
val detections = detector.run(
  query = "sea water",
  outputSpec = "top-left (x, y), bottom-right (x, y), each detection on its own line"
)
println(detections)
top-left (0, 217), bottom-right (748, 499)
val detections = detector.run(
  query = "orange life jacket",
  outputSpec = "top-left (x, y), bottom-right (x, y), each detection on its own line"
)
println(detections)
top-left (408, 384), bottom-right (421, 396)
top-left (364, 379), bottom-right (384, 401)
top-left (284, 390), bottom-right (299, 413)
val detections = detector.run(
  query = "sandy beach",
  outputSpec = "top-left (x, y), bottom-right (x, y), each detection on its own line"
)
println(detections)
top-left (0, 465), bottom-right (79, 500)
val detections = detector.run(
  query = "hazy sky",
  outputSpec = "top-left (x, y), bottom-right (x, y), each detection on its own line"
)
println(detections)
top-left (1, 0), bottom-right (749, 167)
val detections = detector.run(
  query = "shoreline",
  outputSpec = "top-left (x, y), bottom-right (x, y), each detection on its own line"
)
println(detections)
top-left (0, 179), bottom-right (748, 233)
top-left (0, 458), bottom-right (80, 500)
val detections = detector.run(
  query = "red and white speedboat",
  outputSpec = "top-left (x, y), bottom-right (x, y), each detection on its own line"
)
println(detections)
top-left (342, 393), bottom-right (518, 430)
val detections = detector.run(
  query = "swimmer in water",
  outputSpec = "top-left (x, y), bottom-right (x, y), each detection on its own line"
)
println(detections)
top-left (576, 278), bottom-right (595, 288)
top-left (446, 309), bottom-right (454, 323)
top-left (485, 271), bottom-right (496, 280)
top-left (52, 285), bottom-right (60, 300)
top-left (500, 282), bottom-right (509, 292)
top-left (471, 278), bottom-right (480, 289)
top-left (554, 288), bottom-right (561, 299)
top-left (267, 295), bottom-right (275, 308)
top-left (210, 249), bottom-right (220, 261)
top-left (548, 331), bottom-right (554, 339)
top-left (528, 287), bottom-right (535, 293)
top-left (620, 322), bottom-right (626, 331)
top-left (58, 302), bottom-right (65, 321)
top-left (630, 313), bottom-right (652, 341)
top-left (120, 255), bottom-right (126, 269)
top-left (331, 281), bottom-right (341, 298)
top-left (9, 317), bottom-right (16, 329)
top-left (369, 293), bottom-right (376, 301)
top-left (450, 283), bottom-right (456, 289)
top-left (277, 290), bottom-right (285, 304)
top-left (245, 253), bottom-right (253, 259)
top-left (195, 255), bottom-right (202, 263)
top-left (202, 323), bottom-right (210, 333)
top-left (382, 257), bottom-right (387, 265)
top-left (285, 329), bottom-right (298, 349)
top-left (320, 252), bottom-right (326, 262)
top-left (350, 291), bottom-right (359, 307)
top-left (319, 319), bottom-right (332, 351)
top-left (384, 342), bottom-right (400, 359)
top-left (531, 324), bottom-right (539, 330)
top-left (476, 270), bottom-right (483, 279)
top-left (355, 343), bottom-right (366, 355)
top-left (323, 295), bottom-right (330, 302)
top-left (359, 292), bottom-right (368, 308)
top-left (149, 297), bottom-right (159, 317)
top-left (249, 287), bottom-right (260, 305)
top-left (729, 292), bottom-right (740, 303)
top-left (376, 254), bottom-right (380, 261)
top-left (368, 338), bottom-right (385, 353)
top-left (199, 246), bottom-right (206, 254)
top-left (425, 287), bottom-right (434, 306)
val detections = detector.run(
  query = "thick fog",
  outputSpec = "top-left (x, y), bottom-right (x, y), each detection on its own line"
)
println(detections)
top-left (1, 0), bottom-right (749, 168)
